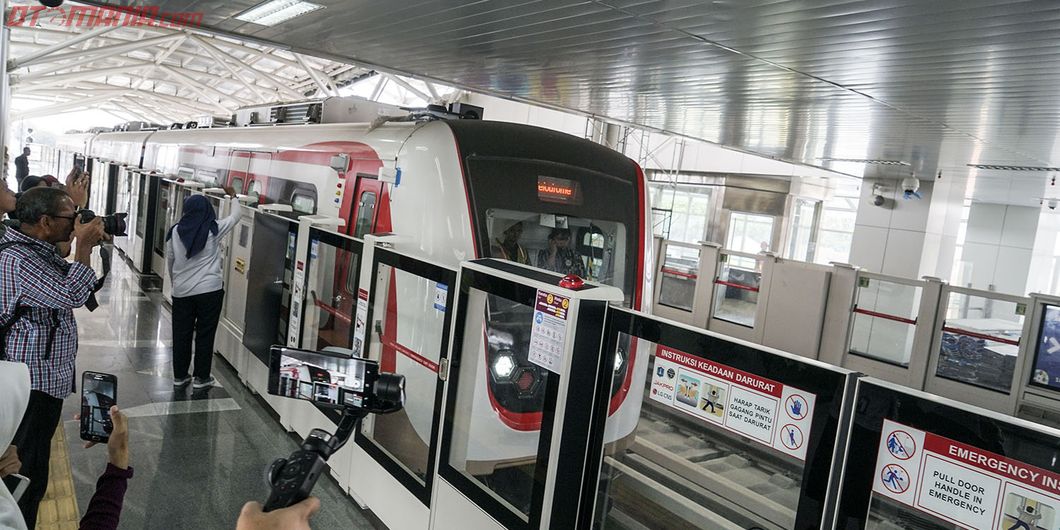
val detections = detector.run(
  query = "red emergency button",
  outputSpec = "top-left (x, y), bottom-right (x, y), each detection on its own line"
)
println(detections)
top-left (559, 274), bottom-right (584, 290)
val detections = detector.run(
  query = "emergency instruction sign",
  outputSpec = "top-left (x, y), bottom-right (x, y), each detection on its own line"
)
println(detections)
top-left (649, 345), bottom-right (816, 461)
top-left (872, 419), bottom-right (1060, 529)
top-left (528, 290), bottom-right (570, 374)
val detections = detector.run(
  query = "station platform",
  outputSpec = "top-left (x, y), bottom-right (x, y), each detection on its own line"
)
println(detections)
top-left (46, 256), bottom-right (380, 529)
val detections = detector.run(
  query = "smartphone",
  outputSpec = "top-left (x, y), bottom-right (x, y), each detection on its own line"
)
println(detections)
top-left (80, 371), bottom-right (117, 443)
top-left (267, 346), bottom-right (384, 410)
top-left (73, 156), bottom-right (85, 172)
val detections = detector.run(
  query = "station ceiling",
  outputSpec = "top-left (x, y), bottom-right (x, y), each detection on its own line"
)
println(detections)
top-left (32, 1), bottom-right (1060, 206)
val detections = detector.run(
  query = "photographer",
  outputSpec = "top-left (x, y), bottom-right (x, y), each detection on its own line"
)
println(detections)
top-left (0, 187), bottom-right (106, 527)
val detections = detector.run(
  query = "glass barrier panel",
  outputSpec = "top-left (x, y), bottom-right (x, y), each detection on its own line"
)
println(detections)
top-left (713, 261), bottom-right (761, 327)
top-left (838, 381), bottom-right (1060, 530)
top-left (658, 245), bottom-right (700, 311)
top-left (593, 334), bottom-right (808, 529)
top-left (849, 278), bottom-right (921, 367)
top-left (361, 265), bottom-right (447, 484)
top-left (936, 293), bottom-right (1024, 393)
top-left (1029, 304), bottom-right (1060, 391)
top-left (304, 236), bottom-right (361, 352)
top-left (447, 288), bottom-right (551, 521)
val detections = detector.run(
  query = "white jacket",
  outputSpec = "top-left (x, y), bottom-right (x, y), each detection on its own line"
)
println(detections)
top-left (0, 361), bottom-right (30, 530)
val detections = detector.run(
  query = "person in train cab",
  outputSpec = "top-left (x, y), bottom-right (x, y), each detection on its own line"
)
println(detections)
top-left (492, 220), bottom-right (531, 265)
top-left (12, 148), bottom-right (29, 188)
top-left (0, 361), bottom-right (135, 530)
top-left (166, 189), bottom-right (240, 390)
top-left (0, 187), bottom-right (107, 528)
top-left (536, 227), bottom-right (585, 277)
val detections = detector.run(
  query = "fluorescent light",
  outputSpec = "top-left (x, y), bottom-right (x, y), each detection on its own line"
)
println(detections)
top-left (236, 0), bottom-right (324, 26)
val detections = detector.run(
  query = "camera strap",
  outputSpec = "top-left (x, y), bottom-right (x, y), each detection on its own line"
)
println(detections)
top-left (84, 246), bottom-right (112, 312)
top-left (0, 241), bottom-right (62, 361)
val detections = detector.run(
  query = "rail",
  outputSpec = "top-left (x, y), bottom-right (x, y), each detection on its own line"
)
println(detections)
top-left (852, 307), bottom-right (916, 325)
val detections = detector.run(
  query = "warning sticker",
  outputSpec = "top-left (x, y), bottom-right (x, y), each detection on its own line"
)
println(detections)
top-left (527, 290), bottom-right (570, 374)
top-left (352, 289), bottom-right (369, 357)
top-left (649, 345), bottom-right (816, 461)
top-left (871, 419), bottom-right (1060, 529)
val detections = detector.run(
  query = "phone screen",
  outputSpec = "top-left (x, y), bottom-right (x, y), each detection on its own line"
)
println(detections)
top-left (268, 346), bottom-right (376, 408)
top-left (80, 372), bottom-right (116, 442)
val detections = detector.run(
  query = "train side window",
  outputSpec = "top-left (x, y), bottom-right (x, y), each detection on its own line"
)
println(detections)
top-left (292, 192), bottom-right (315, 214)
top-left (353, 191), bottom-right (377, 238)
top-left (249, 179), bottom-right (261, 196)
top-left (231, 177), bottom-right (245, 193)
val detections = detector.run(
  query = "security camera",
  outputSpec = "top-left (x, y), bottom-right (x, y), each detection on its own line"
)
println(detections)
top-left (38, 0), bottom-right (64, 7)
top-left (902, 177), bottom-right (921, 199)
top-left (873, 195), bottom-right (885, 207)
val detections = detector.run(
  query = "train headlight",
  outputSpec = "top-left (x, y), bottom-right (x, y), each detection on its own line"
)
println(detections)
top-left (491, 350), bottom-right (516, 380)
top-left (614, 351), bottom-right (624, 373)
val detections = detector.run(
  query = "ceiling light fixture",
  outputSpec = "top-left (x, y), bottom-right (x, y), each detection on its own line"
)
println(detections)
top-left (966, 164), bottom-right (1060, 172)
top-left (818, 158), bottom-right (910, 166)
top-left (235, 0), bottom-right (324, 26)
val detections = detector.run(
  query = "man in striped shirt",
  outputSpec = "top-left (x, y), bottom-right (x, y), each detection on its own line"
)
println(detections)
top-left (0, 187), bottom-right (105, 527)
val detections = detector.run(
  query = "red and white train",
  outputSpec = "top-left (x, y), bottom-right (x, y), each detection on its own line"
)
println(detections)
top-left (57, 97), bottom-right (653, 488)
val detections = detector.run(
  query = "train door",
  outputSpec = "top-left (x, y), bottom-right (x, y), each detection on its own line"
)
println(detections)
top-left (222, 152), bottom-right (271, 333)
top-left (151, 179), bottom-right (174, 276)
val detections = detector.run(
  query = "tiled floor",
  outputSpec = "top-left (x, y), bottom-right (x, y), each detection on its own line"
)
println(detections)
top-left (51, 252), bottom-right (380, 529)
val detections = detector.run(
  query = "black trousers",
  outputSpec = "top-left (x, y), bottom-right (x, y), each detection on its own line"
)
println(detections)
top-left (12, 390), bottom-right (64, 529)
top-left (172, 289), bottom-right (224, 380)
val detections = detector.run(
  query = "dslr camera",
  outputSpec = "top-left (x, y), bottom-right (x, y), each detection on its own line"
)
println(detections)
top-left (263, 346), bottom-right (405, 511)
top-left (78, 210), bottom-right (128, 237)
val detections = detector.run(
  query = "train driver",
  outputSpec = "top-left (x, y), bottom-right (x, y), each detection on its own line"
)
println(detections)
top-left (492, 220), bottom-right (530, 265)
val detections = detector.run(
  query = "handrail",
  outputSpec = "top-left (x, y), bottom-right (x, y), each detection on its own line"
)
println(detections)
top-left (853, 307), bottom-right (917, 325)
top-left (314, 299), bottom-right (352, 324)
top-left (380, 338), bottom-right (440, 373)
top-left (714, 279), bottom-right (760, 293)
top-left (941, 326), bottom-right (1021, 346)
top-left (661, 267), bottom-right (697, 280)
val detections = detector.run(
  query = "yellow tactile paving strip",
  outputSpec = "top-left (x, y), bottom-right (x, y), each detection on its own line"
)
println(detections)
top-left (34, 425), bottom-right (79, 530)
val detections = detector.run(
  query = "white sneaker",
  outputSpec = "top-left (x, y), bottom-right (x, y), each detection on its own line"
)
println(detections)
top-left (173, 376), bottom-right (191, 388)
top-left (192, 376), bottom-right (216, 389)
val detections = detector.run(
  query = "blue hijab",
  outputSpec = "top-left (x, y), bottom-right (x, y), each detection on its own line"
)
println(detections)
top-left (168, 195), bottom-right (217, 259)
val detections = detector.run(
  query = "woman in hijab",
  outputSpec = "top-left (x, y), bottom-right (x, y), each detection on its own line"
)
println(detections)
top-left (166, 189), bottom-right (240, 390)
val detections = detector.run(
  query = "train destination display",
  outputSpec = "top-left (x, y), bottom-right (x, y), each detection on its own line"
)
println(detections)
top-left (649, 345), bottom-right (816, 460)
top-left (870, 419), bottom-right (1060, 529)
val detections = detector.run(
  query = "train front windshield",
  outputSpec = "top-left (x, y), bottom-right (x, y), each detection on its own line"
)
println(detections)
top-left (487, 210), bottom-right (627, 296)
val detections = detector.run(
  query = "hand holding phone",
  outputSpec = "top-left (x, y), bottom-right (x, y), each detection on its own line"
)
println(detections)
top-left (0, 445), bottom-right (19, 477)
top-left (80, 372), bottom-right (117, 444)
